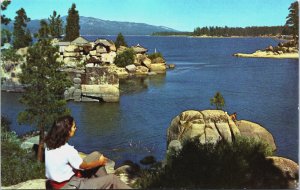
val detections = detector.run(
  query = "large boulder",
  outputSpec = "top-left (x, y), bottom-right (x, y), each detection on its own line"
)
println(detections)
top-left (150, 63), bottom-right (166, 74)
top-left (64, 45), bottom-right (79, 52)
top-left (266, 156), bottom-right (299, 189)
top-left (142, 57), bottom-right (152, 69)
top-left (167, 110), bottom-right (240, 147)
top-left (81, 84), bottom-right (119, 102)
top-left (125, 64), bottom-right (136, 73)
top-left (236, 120), bottom-right (276, 151)
top-left (135, 66), bottom-right (149, 75)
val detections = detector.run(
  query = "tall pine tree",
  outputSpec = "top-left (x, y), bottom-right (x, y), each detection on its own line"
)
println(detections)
top-left (285, 1), bottom-right (299, 41)
top-left (1, 0), bottom-right (11, 45)
top-left (12, 8), bottom-right (32, 49)
top-left (115, 32), bottom-right (128, 48)
top-left (35, 19), bottom-right (50, 39)
top-left (18, 22), bottom-right (71, 161)
top-left (64, 3), bottom-right (80, 41)
top-left (49, 11), bottom-right (63, 38)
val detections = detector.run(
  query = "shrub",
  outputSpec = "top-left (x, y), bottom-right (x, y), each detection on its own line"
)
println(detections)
top-left (114, 48), bottom-right (135, 67)
top-left (148, 52), bottom-right (164, 61)
top-left (1, 116), bottom-right (45, 186)
top-left (1, 48), bottom-right (23, 62)
top-left (138, 137), bottom-right (289, 189)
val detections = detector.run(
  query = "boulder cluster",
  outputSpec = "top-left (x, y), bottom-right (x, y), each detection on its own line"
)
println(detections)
top-left (264, 40), bottom-right (298, 55)
top-left (53, 37), bottom-right (170, 77)
top-left (1, 36), bottom-right (174, 102)
top-left (54, 37), bottom-right (172, 102)
top-left (166, 109), bottom-right (298, 188)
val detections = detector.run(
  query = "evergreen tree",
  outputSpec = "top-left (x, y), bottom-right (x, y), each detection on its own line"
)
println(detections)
top-left (64, 3), bottom-right (80, 41)
top-left (1, 29), bottom-right (12, 45)
top-left (115, 32), bottom-right (128, 48)
top-left (285, 1), bottom-right (299, 40)
top-left (210, 92), bottom-right (225, 110)
top-left (35, 19), bottom-right (50, 39)
top-left (1, 0), bottom-right (11, 45)
top-left (18, 36), bottom-right (71, 161)
top-left (49, 11), bottom-right (63, 38)
top-left (12, 8), bottom-right (32, 49)
top-left (1, 0), bottom-right (11, 25)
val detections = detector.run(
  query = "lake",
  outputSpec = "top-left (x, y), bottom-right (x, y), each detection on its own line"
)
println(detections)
top-left (1, 36), bottom-right (298, 166)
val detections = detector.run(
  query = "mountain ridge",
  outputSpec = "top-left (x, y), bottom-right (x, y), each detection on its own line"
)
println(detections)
top-left (2, 15), bottom-right (179, 36)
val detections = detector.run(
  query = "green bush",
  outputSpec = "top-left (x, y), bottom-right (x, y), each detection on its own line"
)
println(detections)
top-left (148, 52), bottom-right (164, 61)
top-left (1, 48), bottom-right (23, 62)
top-left (1, 116), bottom-right (45, 186)
top-left (114, 48), bottom-right (135, 67)
top-left (138, 137), bottom-right (289, 189)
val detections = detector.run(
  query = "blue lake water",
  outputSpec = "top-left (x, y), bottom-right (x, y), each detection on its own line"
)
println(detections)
top-left (1, 36), bottom-right (298, 166)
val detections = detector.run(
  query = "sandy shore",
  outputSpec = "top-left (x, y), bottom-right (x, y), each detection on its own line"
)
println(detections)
top-left (234, 51), bottom-right (299, 59)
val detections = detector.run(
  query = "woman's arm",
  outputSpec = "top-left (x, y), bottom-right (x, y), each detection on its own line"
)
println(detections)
top-left (79, 155), bottom-right (108, 170)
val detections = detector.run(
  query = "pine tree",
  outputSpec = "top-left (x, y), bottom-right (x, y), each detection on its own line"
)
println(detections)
top-left (115, 32), bottom-right (128, 48)
top-left (49, 11), bottom-right (63, 38)
top-left (18, 26), bottom-right (71, 161)
top-left (210, 92), bottom-right (225, 110)
top-left (1, 29), bottom-right (12, 45)
top-left (1, 0), bottom-right (11, 25)
top-left (1, 0), bottom-right (11, 45)
top-left (35, 19), bottom-right (50, 39)
top-left (64, 3), bottom-right (80, 41)
top-left (12, 8), bottom-right (32, 49)
top-left (285, 1), bottom-right (299, 40)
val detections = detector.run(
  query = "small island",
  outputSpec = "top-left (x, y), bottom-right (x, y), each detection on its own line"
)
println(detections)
top-left (234, 39), bottom-right (299, 59)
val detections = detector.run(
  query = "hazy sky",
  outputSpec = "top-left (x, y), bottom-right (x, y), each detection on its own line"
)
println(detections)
top-left (3, 0), bottom-right (295, 31)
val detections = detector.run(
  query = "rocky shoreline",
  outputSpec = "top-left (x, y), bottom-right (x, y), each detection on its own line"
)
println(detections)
top-left (234, 40), bottom-right (299, 59)
top-left (1, 37), bottom-right (175, 103)
top-left (234, 51), bottom-right (298, 59)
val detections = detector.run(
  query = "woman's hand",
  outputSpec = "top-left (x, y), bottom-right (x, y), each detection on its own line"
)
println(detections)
top-left (99, 155), bottom-right (108, 166)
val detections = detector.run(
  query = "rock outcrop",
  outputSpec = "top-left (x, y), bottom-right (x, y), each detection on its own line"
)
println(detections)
top-left (166, 109), bottom-right (298, 188)
top-left (167, 110), bottom-right (277, 154)
top-left (236, 120), bottom-right (276, 151)
top-left (167, 110), bottom-right (240, 147)
top-left (266, 156), bottom-right (299, 189)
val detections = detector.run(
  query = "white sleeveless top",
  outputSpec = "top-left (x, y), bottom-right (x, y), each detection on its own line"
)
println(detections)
top-left (45, 143), bottom-right (83, 182)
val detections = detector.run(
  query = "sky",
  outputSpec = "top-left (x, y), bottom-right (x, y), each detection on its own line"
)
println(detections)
top-left (2, 0), bottom-right (296, 32)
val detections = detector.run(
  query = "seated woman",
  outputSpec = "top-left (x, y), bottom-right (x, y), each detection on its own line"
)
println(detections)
top-left (45, 115), bottom-right (131, 189)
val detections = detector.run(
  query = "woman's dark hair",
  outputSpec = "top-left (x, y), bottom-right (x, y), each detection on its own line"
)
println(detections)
top-left (45, 115), bottom-right (74, 150)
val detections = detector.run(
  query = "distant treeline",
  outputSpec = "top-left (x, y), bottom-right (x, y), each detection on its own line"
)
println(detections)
top-left (152, 31), bottom-right (193, 36)
top-left (153, 25), bottom-right (293, 37)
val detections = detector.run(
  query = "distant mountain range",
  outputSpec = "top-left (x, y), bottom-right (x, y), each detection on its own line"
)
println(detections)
top-left (2, 16), bottom-right (179, 35)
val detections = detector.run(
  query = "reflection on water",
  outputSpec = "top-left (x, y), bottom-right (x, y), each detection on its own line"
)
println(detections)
top-left (120, 74), bottom-right (166, 95)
